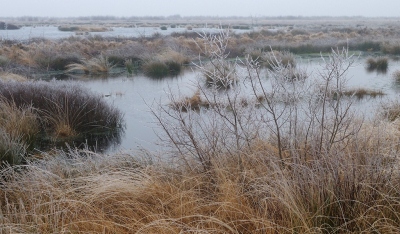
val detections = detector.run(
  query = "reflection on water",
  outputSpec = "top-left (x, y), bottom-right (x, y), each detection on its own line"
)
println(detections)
top-left (36, 128), bottom-right (125, 154)
top-left (35, 57), bottom-right (400, 154)
top-left (366, 66), bottom-right (388, 75)
top-left (40, 68), bottom-right (197, 153)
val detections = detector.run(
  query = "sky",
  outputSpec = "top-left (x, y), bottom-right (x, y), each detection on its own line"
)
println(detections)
top-left (1, 0), bottom-right (399, 18)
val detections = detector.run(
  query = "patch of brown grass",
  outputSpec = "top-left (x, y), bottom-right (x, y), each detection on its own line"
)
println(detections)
top-left (342, 88), bottom-right (385, 98)
top-left (0, 98), bottom-right (39, 164)
top-left (0, 72), bottom-right (27, 82)
top-left (171, 90), bottom-right (210, 111)
top-left (2, 119), bottom-right (400, 233)
top-left (66, 55), bottom-right (115, 74)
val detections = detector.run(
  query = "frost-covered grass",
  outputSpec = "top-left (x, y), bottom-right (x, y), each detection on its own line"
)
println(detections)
top-left (0, 80), bottom-right (124, 163)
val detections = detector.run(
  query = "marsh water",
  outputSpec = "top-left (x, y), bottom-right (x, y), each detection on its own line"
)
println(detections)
top-left (33, 57), bottom-right (400, 154)
top-left (0, 26), bottom-right (254, 41)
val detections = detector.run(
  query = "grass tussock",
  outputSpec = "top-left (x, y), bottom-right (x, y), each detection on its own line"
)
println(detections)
top-left (58, 25), bottom-right (112, 32)
top-left (0, 72), bottom-right (27, 82)
top-left (366, 56), bottom-right (389, 72)
top-left (203, 61), bottom-right (238, 87)
top-left (261, 50), bottom-right (296, 69)
top-left (0, 99), bottom-right (38, 165)
top-left (142, 49), bottom-right (187, 77)
top-left (170, 90), bottom-right (211, 111)
top-left (0, 80), bottom-right (123, 159)
top-left (66, 55), bottom-right (116, 74)
top-left (341, 88), bottom-right (385, 98)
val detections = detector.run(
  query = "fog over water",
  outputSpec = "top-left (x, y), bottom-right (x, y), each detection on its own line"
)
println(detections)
top-left (0, 0), bottom-right (399, 17)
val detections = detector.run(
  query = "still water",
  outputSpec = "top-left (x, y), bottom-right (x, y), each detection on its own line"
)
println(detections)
top-left (36, 57), bottom-right (400, 154)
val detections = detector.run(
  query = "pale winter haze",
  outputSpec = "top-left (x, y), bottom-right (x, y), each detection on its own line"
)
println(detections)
top-left (0, 0), bottom-right (399, 17)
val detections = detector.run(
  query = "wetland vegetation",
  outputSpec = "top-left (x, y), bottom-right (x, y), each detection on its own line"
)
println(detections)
top-left (2, 17), bottom-right (400, 233)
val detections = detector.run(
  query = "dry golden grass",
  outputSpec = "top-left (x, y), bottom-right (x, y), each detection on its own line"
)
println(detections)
top-left (0, 98), bottom-right (39, 143)
top-left (342, 88), bottom-right (385, 98)
top-left (170, 90), bottom-right (211, 111)
top-left (66, 55), bottom-right (115, 74)
top-left (0, 98), bottom-right (39, 164)
top-left (1, 119), bottom-right (400, 233)
top-left (0, 72), bottom-right (27, 82)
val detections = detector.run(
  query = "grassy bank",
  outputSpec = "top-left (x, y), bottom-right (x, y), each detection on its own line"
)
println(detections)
top-left (1, 24), bottom-right (400, 77)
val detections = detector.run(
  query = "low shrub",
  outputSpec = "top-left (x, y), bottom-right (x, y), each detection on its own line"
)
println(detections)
top-left (160, 26), bottom-right (167, 30)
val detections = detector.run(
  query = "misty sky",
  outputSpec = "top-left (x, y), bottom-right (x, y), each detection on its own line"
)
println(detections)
top-left (1, 0), bottom-right (399, 17)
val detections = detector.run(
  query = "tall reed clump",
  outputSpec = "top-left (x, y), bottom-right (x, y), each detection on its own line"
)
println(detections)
top-left (0, 80), bottom-right (124, 142)
top-left (66, 55), bottom-right (116, 74)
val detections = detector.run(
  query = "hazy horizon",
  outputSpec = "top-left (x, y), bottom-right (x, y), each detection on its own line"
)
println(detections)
top-left (1, 0), bottom-right (399, 18)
